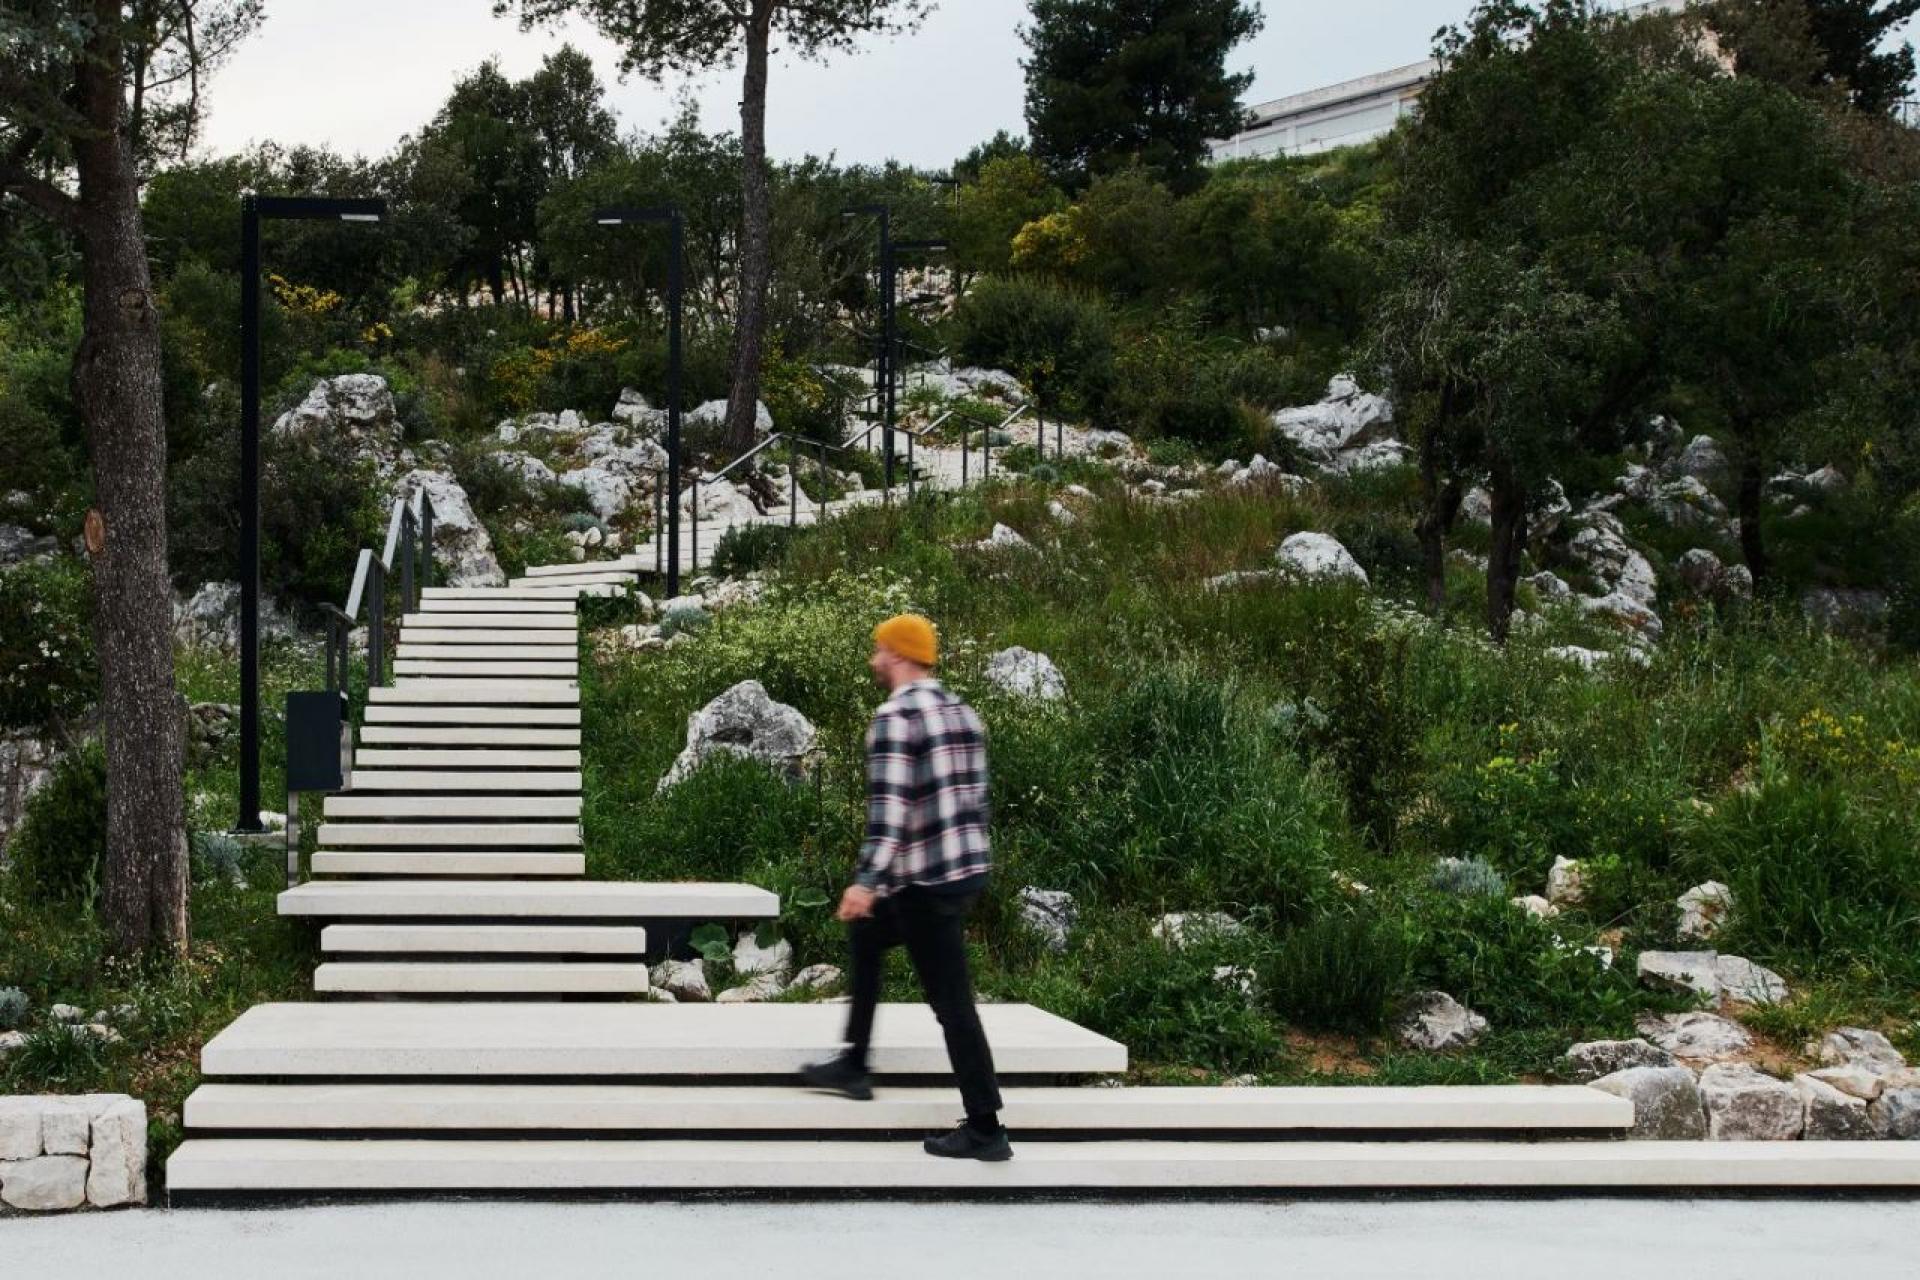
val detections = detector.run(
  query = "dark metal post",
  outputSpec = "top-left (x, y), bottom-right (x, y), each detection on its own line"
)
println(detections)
top-left (368, 563), bottom-right (386, 688)
top-left (398, 508), bottom-right (415, 616)
top-left (879, 209), bottom-right (896, 504)
top-left (418, 490), bottom-right (434, 596)
top-left (238, 195), bottom-right (263, 831)
top-left (665, 210), bottom-right (685, 597)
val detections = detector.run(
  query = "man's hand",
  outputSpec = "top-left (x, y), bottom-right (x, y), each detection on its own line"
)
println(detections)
top-left (837, 884), bottom-right (875, 922)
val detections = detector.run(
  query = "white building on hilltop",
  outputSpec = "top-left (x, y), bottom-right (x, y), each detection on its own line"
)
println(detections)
top-left (1210, 0), bottom-right (1695, 162)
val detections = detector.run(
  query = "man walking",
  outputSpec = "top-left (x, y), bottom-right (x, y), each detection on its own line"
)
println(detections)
top-left (801, 614), bottom-right (1010, 1162)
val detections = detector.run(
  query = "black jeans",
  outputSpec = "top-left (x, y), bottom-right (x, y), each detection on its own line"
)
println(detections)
top-left (843, 884), bottom-right (1003, 1124)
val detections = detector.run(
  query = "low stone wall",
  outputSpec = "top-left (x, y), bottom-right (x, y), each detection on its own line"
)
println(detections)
top-left (0, 1095), bottom-right (147, 1211)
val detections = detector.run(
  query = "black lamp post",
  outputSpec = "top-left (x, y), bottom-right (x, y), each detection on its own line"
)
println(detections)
top-left (841, 203), bottom-right (897, 496)
top-left (594, 205), bottom-right (686, 597)
top-left (238, 193), bottom-right (385, 835)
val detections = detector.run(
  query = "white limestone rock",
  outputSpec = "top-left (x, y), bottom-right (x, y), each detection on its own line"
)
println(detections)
top-left (977, 523), bottom-right (1034, 552)
top-left (1797, 1073), bottom-right (1880, 1141)
top-left (400, 469), bottom-right (506, 588)
top-left (1700, 1064), bottom-right (1804, 1141)
top-left (1270, 375), bottom-right (1396, 466)
top-left (1715, 955), bottom-right (1789, 1007)
top-left (685, 398), bottom-right (774, 435)
top-left (611, 387), bottom-right (661, 430)
top-left (1275, 532), bottom-right (1369, 586)
top-left (657, 680), bottom-right (819, 792)
top-left (0, 1154), bottom-right (88, 1211)
top-left (1206, 569), bottom-right (1282, 592)
top-left (1546, 646), bottom-right (1614, 674)
top-left (1, 728), bottom-right (59, 853)
top-left (788, 964), bottom-right (844, 994)
top-left (488, 450), bottom-right (558, 488)
top-left (0, 1098), bottom-right (41, 1158)
top-left (173, 581), bottom-right (297, 653)
top-left (715, 972), bottom-right (788, 1003)
top-left (1648, 475), bottom-right (1730, 532)
top-left (1563, 1038), bottom-right (1676, 1083)
top-left (1511, 894), bottom-right (1559, 919)
top-left (49, 1004), bottom-right (83, 1024)
top-left (1671, 434), bottom-right (1729, 485)
top-left (1581, 591), bottom-right (1664, 643)
top-left (1676, 548), bottom-right (1753, 600)
top-left (1590, 1065), bottom-right (1708, 1140)
top-left (1017, 887), bottom-right (1078, 954)
top-left (0, 524), bottom-right (59, 566)
top-left (1872, 1077), bottom-right (1920, 1139)
top-left (1638, 950), bottom-right (1722, 999)
top-left (1047, 499), bottom-right (1078, 525)
top-left (269, 374), bottom-right (401, 455)
top-left (1636, 1010), bottom-right (1753, 1062)
top-left (650, 959), bottom-right (712, 1003)
top-left (1568, 514), bottom-right (1658, 608)
top-left (1546, 856), bottom-right (1586, 906)
top-left (86, 1097), bottom-right (147, 1206)
top-left (1820, 1028), bottom-right (1907, 1075)
top-left (984, 647), bottom-right (1067, 701)
top-left (1801, 588), bottom-right (1890, 636)
top-left (1527, 570), bottom-right (1575, 603)
top-left (39, 1101), bottom-right (90, 1155)
top-left (1332, 440), bottom-right (1414, 475)
top-left (1396, 991), bottom-right (1489, 1051)
top-left (1151, 912), bottom-right (1245, 949)
top-left (0, 1030), bottom-right (26, 1057)
top-left (733, 931), bottom-right (794, 978)
top-left (1677, 881), bottom-right (1734, 942)
top-left (1213, 965), bottom-right (1260, 1002)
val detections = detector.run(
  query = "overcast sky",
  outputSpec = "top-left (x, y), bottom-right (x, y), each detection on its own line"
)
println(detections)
top-left (198, 0), bottom-right (1489, 168)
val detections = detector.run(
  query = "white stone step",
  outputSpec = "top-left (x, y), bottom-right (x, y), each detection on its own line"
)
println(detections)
top-left (395, 645), bottom-right (578, 662)
top-left (363, 706), bottom-right (580, 726)
top-left (166, 1139), bottom-right (1920, 1195)
top-left (346, 771), bottom-right (583, 792)
top-left (394, 660), bottom-right (581, 678)
top-left (359, 727), bottom-right (582, 747)
top-left (197, 1002), bottom-right (1124, 1077)
top-left (397, 629), bottom-right (578, 647)
top-left (310, 852), bottom-right (586, 877)
top-left (497, 583), bottom-right (628, 598)
top-left (423, 588), bottom-right (585, 602)
top-left (370, 684), bottom-right (578, 705)
top-left (314, 963), bottom-right (650, 995)
top-left (507, 571), bottom-right (637, 588)
top-left (397, 614), bottom-right (578, 631)
top-left (315, 823), bottom-right (581, 848)
top-left (320, 925), bottom-right (647, 955)
top-left (351, 749), bottom-right (582, 769)
top-left (278, 880), bottom-right (777, 920)
top-left (323, 795), bottom-right (581, 820)
top-left (521, 558), bottom-right (647, 578)
top-left (419, 597), bottom-right (576, 614)
top-left (180, 1084), bottom-right (1630, 1134)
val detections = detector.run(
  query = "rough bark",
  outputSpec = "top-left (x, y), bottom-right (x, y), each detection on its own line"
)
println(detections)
top-left (1737, 446), bottom-right (1770, 590)
top-left (1486, 467), bottom-right (1530, 644)
top-left (1415, 400), bottom-right (1465, 613)
top-left (71, 1), bottom-right (189, 955)
top-left (722, 0), bottom-right (776, 456)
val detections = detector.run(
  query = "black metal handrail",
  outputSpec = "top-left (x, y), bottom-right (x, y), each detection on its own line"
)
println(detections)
top-left (682, 432), bottom-right (851, 572)
top-left (318, 485), bottom-right (435, 694)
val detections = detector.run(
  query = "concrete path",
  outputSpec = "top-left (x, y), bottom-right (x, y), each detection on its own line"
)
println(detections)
top-left (7, 1199), bottom-right (1910, 1279)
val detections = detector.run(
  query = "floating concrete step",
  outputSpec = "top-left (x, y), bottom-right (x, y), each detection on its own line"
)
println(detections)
top-left (322, 795), bottom-right (581, 820)
top-left (397, 629), bottom-right (578, 647)
top-left (393, 661), bottom-right (581, 679)
top-left (423, 588), bottom-right (587, 602)
top-left (363, 707), bottom-right (580, 727)
top-left (397, 614), bottom-right (578, 631)
top-left (346, 771), bottom-right (583, 792)
top-left (369, 684), bottom-right (578, 705)
top-left (351, 749), bottom-right (582, 770)
top-left (313, 963), bottom-right (650, 996)
top-left (521, 558), bottom-right (647, 578)
top-left (419, 597), bottom-right (577, 614)
top-left (310, 852), bottom-right (585, 877)
top-left (315, 823), bottom-right (580, 848)
top-left (359, 727), bottom-right (581, 748)
top-left (508, 570), bottom-right (637, 587)
top-left (394, 646), bottom-right (579, 662)
top-left (320, 925), bottom-right (647, 955)
top-left (167, 1139), bottom-right (1920, 1196)
top-left (179, 1084), bottom-right (1631, 1135)
top-left (197, 1002), bottom-right (1123, 1078)
top-left (278, 880), bottom-right (778, 920)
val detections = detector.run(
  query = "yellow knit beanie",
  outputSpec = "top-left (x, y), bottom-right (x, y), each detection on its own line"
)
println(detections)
top-left (873, 614), bottom-right (938, 667)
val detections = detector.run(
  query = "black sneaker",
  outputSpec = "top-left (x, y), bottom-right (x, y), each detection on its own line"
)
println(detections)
top-left (923, 1121), bottom-right (1013, 1162)
top-left (800, 1054), bottom-right (874, 1101)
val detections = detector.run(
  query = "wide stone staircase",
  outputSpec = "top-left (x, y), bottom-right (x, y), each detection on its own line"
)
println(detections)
top-left (164, 575), bottom-right (1920, 1198)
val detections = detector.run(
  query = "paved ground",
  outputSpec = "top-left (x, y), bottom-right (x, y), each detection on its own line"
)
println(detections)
top-left (7, 1198), bottom-right (1911, 1278)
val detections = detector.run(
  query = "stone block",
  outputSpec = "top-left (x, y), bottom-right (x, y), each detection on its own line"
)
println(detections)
top-left (1, 1154), bottom-right (88, 1211)
top-left (86, 1097), bottom-right (148, 1207)
top-left (40, 1101), bottom-right (90, 1155)
top-left (1797, 1074), bottom-right (1879, 1142)
top-left (1589, 1065), bottom-right (1707, 1140)
top-left (1700, 1064), bottom-right (1804, 1141)
top-left (0, 1097), bottom-right (41, 1159)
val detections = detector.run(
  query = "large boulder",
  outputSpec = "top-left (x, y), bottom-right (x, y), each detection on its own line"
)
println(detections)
top-left (560, 466), bottom-right (637, 522)
top-left (611, 388), bottom-right (665, 432)
top-left (1016, 887), bottom-right (1078, 953)
top-left (1546, 856), bottom-right (1586, 906)
top-left (984, 647), bottom-right (1066, 701)
top-left (685, 399), bottom-right (774, 435)
top-left (1699, 1064), bottom-right (1804, 1140)
top-left (1677, 881), bottom-right (1734, 942)
top-left (1590, 1065), bottom-right (1709, 1140)
top-left (1636, 1010), bottom-right (1753, 1063)
top-left (173, 580), bottom-right (297, 652)
top-left (270, 374), bottom-right (402, 455)
top-left (1564, 1038), bottom-right (1676, 1083)
top-left (1637, 950), bottom-right (1722, 999)
top-left (1151, 912), bottom-right (1245, 948)
top-left (658, 680), bottom-right (818, 792)
top-left (1676, 548), bottom-right (1753, 601)
top-left (1270, 375), bottom-right (1396, 467)
top-left (1670, 434), bottom-right (1730, 486)
top-left (651, 959), bottom-right (711, 1003)
top-left (400, 469), bottom-right (505, 588)
top-left (1797, 1073), bottom-right (1879, 1141)
top-left (1276, 532), bottom-right (1368, 586)
top-left (1, 730), bottom-right (59, 858)
top-left (489, 450), bottom-right (558, 488)
top-left (1395, 991), bottom-right (1488, 1051)
top-left (1567, 512), bottom-right (1658, 608)
top-left (733, 930), bottom-right (794, 978)
top-left (1820, 1028), bottom-right (1908, 1076)
top-left (1873, 1077), bottom-right (1920, 1139)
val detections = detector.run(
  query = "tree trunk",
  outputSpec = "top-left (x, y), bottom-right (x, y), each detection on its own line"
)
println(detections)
top-left (723, 2), bottom-right (776, 456)
top-left (1414, 408), bottom-right (1463, 614)
top-left (72, 3), bottom-right (189, 956)
top-left (486, 255), bottom-right (505, 306)
top-left (1485, 467), bottom-right (1530, 644)
top-left (1737, 447), bottom-right (1769, 590)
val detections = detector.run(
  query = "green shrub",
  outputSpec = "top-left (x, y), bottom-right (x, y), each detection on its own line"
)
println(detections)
top-left (1266, 909), bottom-right (1414, 1033)
top-left (1429, 856), bottom-right (1507, 898)
top-left (7, 742), bottom-right (107, 910)
top-left (261, 424), bottom-right (385, 607)
top-left (0, 986), bottom-right (26, 1030)
top-left (952, 276), bottom-right (1114, 419)
top-left (0, 1022), bottom-right (111, 1091)
top-left (0, 558), bottom-right (96, 729)
top-left (710, 523), bottom-right (795, 578)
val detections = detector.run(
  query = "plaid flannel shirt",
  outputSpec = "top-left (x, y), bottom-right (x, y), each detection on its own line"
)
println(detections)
top-left (855, 678), bottom-right (992, 896)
